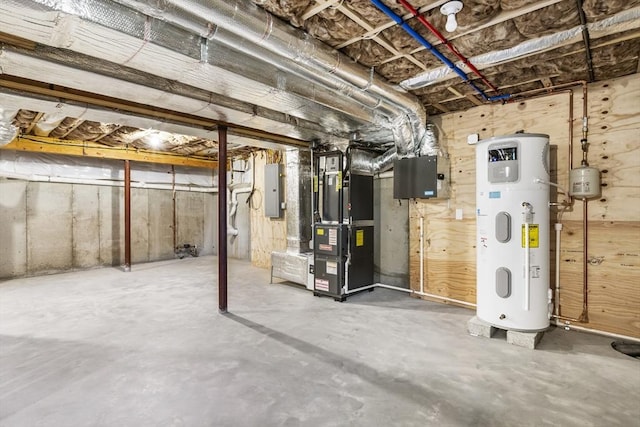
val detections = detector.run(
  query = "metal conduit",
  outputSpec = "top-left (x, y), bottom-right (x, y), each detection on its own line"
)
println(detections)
top-left (370, 0), bottom-right (510, 103)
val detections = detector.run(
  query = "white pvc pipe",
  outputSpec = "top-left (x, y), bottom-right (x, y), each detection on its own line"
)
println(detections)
top-left (413, 290), bottom-right (477, 307)
top-left (376, 283), bottom-right (412, 293)
top-left (0, 172), bottom-right (218, 192)
top-left (344, 282), bottom-right (476, 307)
top-left (227, 161), bottom-right (254, 236)
top-left (552, 320), bottom-right (640, 343)
top-left (227, 185), bottom-right (252, 236)
top-left (524, 222), bottom-right (531, 311)
top-left (554, 223), bottom-right (563, 317)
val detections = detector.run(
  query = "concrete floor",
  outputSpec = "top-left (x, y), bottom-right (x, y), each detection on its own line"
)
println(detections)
top-left (1, 256), bottom-right (638, 426)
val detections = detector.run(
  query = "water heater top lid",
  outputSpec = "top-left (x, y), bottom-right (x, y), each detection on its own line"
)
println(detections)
top-left (477, 133), bottom-right (550, 145)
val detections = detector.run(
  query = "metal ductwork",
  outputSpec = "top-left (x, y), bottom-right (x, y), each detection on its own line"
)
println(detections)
top-left (2, 0), bottom-right (429, 152)
top-left (284, 148), bottom-right (312, 253)
top-left (271, 148), bottom-right (313, 287)
top-left (107, 0), bottom-right (428, 152)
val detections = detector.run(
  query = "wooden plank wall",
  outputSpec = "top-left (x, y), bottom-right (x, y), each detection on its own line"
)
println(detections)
top-left (410, 74), bottom-right (639, 338)
top-left (250, 151), bottom-right (287, 268)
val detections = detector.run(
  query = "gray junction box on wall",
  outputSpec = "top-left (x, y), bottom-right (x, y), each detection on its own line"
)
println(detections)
top-left (264, 163), bottom-right (282, 218)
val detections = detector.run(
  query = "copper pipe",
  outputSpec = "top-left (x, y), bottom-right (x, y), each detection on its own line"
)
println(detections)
top-left (512, 81), bottom-right (592, 323)
top-left (218, 126), bottom-right (228, 313)
top-left (581, 199), bottom-right (589, 322)
top-left (124, 159), bottom-right (131, 272)
top-left (552, 314), bottom-right (583, 323)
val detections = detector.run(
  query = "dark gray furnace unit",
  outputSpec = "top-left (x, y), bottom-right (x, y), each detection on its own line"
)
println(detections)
top-left (312, 151), bottom-right (374, 301)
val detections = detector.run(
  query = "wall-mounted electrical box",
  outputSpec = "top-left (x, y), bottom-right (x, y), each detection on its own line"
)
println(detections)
top-left (393, 154), bottom-right (450, 199)
top-left (264, 163), bottom-right (282, 218)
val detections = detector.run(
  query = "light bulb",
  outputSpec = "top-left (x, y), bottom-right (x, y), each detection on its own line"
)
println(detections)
top-left (148, 133), bottom-right (162, 149)
top-left (445, 13), bottom-right (458, 32)
top-left (440, 1), bottom-right (463, 33)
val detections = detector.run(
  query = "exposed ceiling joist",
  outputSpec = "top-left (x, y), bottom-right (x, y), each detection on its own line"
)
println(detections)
top-left (383, 0), bottom-right (565, 64)
top-left (337, 3), bottom-right (427, 71)
top-left (301, 0), bottom-right (339, 21)
top-left (335, 0), bottom-right (450, 50)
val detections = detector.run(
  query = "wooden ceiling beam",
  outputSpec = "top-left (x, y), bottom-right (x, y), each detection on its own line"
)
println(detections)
top-left (430, 103), bottom-right (450, 113)
top-left (383, 0), bottom-right (564, 62)
top-left (23, 111), bottom-right (44, 135)
top-left (57, 119), bottom-right (86, 139)
top-left (0, 31), bottom-right (36, 50)
top-left (91, 125), bottom-right (123, 142)
top-left (1, 135), bottom-right (218, 169)
top-left (301, 0), bottom-right (340, 21)
top-left (337, 3), bottom-right (426, 70)
top-left (335, 0), bottom-right (450, 49)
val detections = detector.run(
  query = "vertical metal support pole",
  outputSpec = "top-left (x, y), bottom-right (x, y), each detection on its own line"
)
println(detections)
top-left (171, 165), bottom-right (177, 253)
top-left (124, 159), bottom-right (131, 272)
top-left (218, 126), bottom-right (228, 313)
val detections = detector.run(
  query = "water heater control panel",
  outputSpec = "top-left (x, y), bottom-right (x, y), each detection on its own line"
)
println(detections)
top-left (488, 142), bottom-right (519, 183)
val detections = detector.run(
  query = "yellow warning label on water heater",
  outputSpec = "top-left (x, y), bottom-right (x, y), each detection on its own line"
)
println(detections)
top-left (336, 171), bottom-right (342, 191)
top-left (317, 228), bottom-right (324, 236)
top-left (356, 229), bottom-right (364, 247)
top-left (521, 224), bottom-right (539, 248)
top-left (313, 175), bottom-right (318, 193)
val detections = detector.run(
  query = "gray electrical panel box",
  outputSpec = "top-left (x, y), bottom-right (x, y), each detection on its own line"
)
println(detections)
top-left (264, 163), bottom-right (282, 218)
top-left (393, 154), bottom-right (450, 199)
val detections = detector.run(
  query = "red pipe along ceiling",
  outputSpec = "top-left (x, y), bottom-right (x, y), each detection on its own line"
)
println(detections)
top-left (396, 0), bottom-right (501, 94)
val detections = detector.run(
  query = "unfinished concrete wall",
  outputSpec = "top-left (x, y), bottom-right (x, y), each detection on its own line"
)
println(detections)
top-left (0, 180), bottom-right (218, 279)
top-left (0, 179), bottom-right (27, 277)
top-left (374, 174), bottom-right (409, 288)
top-left (148, 189), bottom-right (174, 260)
top-left (72, 185), bottom-right (100, 268)
top-left (26, 182), bottom-right (73, 274)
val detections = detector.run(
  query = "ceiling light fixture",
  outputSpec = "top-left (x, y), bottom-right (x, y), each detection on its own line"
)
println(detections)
top-left (147, 132), bottom-right (163, 149)
top-left (440, 1), bottom-right (463, 33)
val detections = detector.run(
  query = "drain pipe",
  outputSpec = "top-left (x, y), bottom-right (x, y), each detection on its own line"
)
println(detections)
top-left (370, 0), bottom-right (510, 102)
top-left (227, 159), bottom-right (253, 237)
top-left (345, 283), bottom-right (477, 307)
top-left (552, 320), bottom-right (640, 343)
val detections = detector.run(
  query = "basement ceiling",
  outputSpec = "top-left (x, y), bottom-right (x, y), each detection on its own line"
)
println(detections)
top-left (0, 0), bottom-right (639, 159)
top-left (257, 0), bottom-right (640, 115)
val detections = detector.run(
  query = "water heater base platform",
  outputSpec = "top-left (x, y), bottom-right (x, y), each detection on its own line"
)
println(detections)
top-left (467, 316), bottom-right (544, 349)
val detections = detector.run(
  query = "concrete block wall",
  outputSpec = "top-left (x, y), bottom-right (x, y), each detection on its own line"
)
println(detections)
top-left (0, 179), bottom-right (224, 279)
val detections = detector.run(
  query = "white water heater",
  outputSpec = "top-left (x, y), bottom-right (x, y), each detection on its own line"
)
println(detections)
top-left (475, 134), bottom-right (550, 331)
